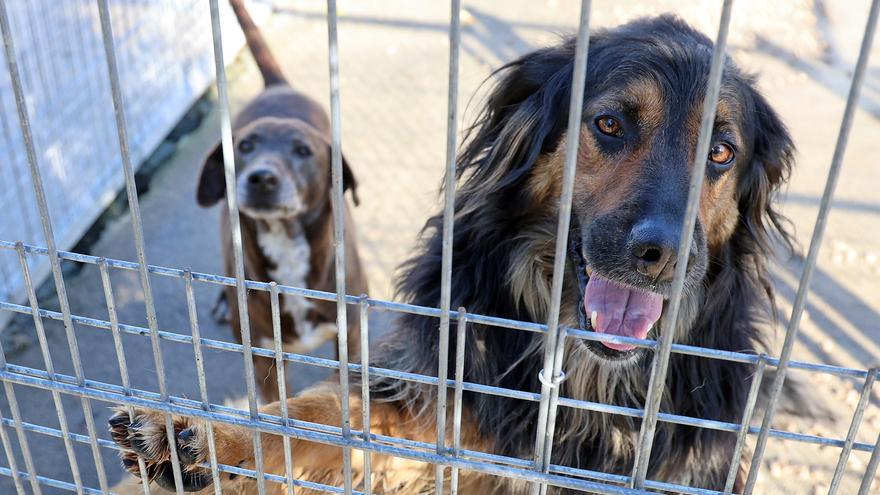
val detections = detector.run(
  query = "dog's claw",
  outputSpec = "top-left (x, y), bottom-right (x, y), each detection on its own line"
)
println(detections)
top-left (176, 428), bottom-right (201, 465)
top-left (108, 408), bottom-right (214, 492)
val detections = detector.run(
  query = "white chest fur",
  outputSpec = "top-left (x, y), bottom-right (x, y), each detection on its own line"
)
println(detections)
top-left (256, 221), bottom-right (335, 350)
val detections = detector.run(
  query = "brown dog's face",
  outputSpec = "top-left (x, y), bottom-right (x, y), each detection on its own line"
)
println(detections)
top-left (232, 117), bottom-right (329, 219)
top-left (196, 116), bottom-right (358, 217)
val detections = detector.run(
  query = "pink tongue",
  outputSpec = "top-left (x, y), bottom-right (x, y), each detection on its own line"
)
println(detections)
top-left (584, 275), bottom-right (663, 351)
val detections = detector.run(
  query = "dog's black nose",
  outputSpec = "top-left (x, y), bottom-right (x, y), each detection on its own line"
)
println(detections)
top-left (628, 219), bottom-right (694, 281)
top-left (247, 169), bottom-right (279, 192)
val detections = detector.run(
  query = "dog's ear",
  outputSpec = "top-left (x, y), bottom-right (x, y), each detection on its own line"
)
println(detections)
top-left (342, 153), bottom-right (360, 206)
top-left (456, 43), bottom-right (575, 203)
top-left (325, 144), bottom-right (360, 206)
top-left (737, 88), bottom-right (795, 252)
top-left (197, 142), bottom-right (226, 207)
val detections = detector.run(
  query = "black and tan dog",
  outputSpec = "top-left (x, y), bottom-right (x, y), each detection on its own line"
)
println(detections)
top-left (114, 15), bottom-right (805, 493)
top-left (197, 0), bottom-right (366, 403)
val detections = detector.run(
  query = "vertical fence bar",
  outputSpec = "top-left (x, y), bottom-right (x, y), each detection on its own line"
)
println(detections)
top-left (744, 0), bottom-right (880, 490)
top-left (270, 283), bottom-right (296, 495)
top-left (449, 308), bottom-right (467, 495)
top-left (723, 355), bottom-right (766, 494)
top-left (435, 1), bottom-right (462, 493)
top-left (78, 380), bottom-right (109, 493)
top-left (858, 433), bottom-right (880, 495)
top-left (6, 6), bottom-right (111, 490)
top-left (529, 2), bottom-right (591, 494)
top-left (94, 0), bottom-right (186, 492)
top-left (359, 295), bottom-right (372, 495)
top-left (325, 1), bottom-right (354, 492)
top-left (1, 1), bottom-right (118, 492)
top-left (630, 0), bottom-right (734, 488)
top-left (206, 1), bottom-right (267, 494)
top-left (435, 305), bottom-right (451, 494)
top-left (14, 244), bottom-right (83, 494)
top-left (78, 386), bottom-right (109, 492)
top-left (0, 378), bottom-right (40, 495)
top-left (0, 323), bottom-right (29, 495)
top-left (827, 368), bottom-right (877, 495)
top-left (97, 259), bottom-right (152, 495)
top-left (184, 270), bottom-right (223, 495)
top-left (0, 406), bottom-right (25, 495)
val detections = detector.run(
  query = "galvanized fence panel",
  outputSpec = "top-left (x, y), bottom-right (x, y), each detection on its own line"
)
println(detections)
top-left (0, 0), bottom-right (878, 494)
top-left (0, 0), bottom-right (248, 327)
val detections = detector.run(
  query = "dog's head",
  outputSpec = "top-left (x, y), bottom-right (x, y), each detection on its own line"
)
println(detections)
top-left (197, 116), bottom-right (358, 219)
top-left (455, 15), bottom-right (793, 364)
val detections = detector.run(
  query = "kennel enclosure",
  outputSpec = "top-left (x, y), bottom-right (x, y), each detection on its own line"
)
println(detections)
top-left (0, 0), bottom-right (879, 494)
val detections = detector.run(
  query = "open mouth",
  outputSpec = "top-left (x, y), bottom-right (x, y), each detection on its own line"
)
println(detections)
top-left (570, 237), bottom-right (664, 359)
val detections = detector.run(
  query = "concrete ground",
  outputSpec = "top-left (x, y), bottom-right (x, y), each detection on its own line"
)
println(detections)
top-left (1, 0), bottom-right (879, 493)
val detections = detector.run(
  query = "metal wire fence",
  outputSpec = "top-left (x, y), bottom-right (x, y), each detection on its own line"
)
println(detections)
top-left (0, 0), bottom-right (879, 494)
top-left (0, 0), bottom-right (247, 325)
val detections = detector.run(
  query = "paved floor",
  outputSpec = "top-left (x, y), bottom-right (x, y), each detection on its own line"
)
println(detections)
top-left (1, 0), bottom-right (879, 493)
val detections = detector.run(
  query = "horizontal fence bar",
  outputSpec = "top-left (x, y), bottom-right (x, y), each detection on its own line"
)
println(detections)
top-left (0, 417), bottom-right (355, 495)
top-left (0, 467), bottom-right (104, 495)
top-left (0, 461), bottom-right (352, 495)
top-left (0, 241), bottom-right (870, 380)
top-left (0, 410), bottom-right (741, 495)
top-left (0, 368), bottom-right (668, 495)
top-left (0, 310), bottom-right (873, 459)
top-left (0, 367), bottom-right (801, 495)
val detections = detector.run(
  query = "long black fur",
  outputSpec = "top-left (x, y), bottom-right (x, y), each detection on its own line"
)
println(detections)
top-left (370, 15), bottom-right (796, 492)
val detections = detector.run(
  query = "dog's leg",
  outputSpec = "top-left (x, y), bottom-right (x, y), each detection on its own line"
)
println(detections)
top-left (109, 389), bottom-right (352, 494)
top-left (286, 322), bottom-right (338, 356)
top-left (210, 291), bottom-right (230, 324)
top-left (109, 383), bottom-right (487, 494)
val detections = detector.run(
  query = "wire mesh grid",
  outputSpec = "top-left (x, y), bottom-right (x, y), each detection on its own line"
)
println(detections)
top-left (0, 0), bottom-right (878, 494)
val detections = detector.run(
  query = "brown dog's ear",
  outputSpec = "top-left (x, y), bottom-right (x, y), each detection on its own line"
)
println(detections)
top-left (326, 143), bottom-right (360, 206)
top-left (197, 142), bottom-right (226, 207)
top-left (342, 153), bottom-right (360, 206)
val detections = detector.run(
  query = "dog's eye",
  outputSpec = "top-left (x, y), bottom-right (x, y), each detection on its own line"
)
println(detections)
top-left (238, 139), bottom-right (254, 154)
top-left (293, 145), bottom-right (312, 157)
top-left (594, 115), bottom-right (622, 137)
top-left (708, 143), bottom-right (735, 166)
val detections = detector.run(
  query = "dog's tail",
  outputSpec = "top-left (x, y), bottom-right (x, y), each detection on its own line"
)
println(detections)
top-left (228, 0), bottom-right (286, 86)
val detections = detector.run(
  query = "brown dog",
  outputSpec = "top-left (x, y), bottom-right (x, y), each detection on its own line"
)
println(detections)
top-left (196, 0), bottom-right (366, 403)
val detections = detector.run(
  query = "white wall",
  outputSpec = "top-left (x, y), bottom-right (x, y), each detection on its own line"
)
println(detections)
top-left (0, 0), bottom-right (251, 325)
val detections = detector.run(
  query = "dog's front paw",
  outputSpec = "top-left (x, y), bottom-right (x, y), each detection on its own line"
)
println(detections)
top-left (109, 408), bottom-right (213, 492)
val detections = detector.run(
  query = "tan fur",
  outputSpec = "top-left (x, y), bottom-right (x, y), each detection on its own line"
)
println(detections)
top-left (110, 382), bottom-right (499, 495)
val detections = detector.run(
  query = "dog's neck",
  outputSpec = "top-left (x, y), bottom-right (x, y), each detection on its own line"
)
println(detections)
top-left (246, 201), bottom-right (335, 327)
